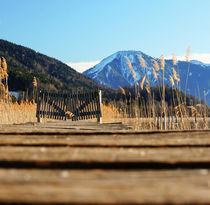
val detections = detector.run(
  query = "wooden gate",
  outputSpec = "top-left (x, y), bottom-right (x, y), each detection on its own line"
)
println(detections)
top-left (36, 90), bottom-right (102, 123)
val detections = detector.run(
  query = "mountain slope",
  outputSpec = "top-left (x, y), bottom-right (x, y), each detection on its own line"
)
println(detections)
top-left (83, 50), bottom-right (210, 104)
top-left (0, 39), bottom-right (106, 92)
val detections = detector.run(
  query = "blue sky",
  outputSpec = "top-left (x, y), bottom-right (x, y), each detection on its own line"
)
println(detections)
top-left (1, 0), bottom-right (210, 72)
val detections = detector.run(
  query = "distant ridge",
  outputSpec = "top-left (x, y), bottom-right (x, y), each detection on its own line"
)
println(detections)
top-left (0, 39), bottom-right (107, 93)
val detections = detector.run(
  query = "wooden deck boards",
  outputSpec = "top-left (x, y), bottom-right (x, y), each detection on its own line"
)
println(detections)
top-left (0, 121), bottom-right (210, 204)
top-left (0, 130), bottom-right (209, 147)
top-left (1, 146), bottom-right (210, 164)
top-left (0, 169), bottom-right (210, 204)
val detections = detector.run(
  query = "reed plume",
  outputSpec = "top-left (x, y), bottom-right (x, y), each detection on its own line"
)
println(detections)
top-left (145, 84), bottom-right (151, 94)
top-left (152, 67), bottom-right (158, 81)
top-left (185, 45), bottom-right (191, 103)
top-left (169, 75), bottom-right (175, 87)
top-left (124, 56), bottom-right (136, 79)
top-left (185, 45), bottom-right (191, 62)
top-left (137, 55), bottom-right (146, 68)
top-left (160, 54), bottom-right (165, 70)
top-left (172, 53), bottom-right (177, 66)
top-left (1, 57), bottom-right (7, 72)
top-left (152, 59), bottom-right (160, 71)
top-left (0, 56), bottom-right (8, 101)
top-left (130, 69), bottom-right (136, 80)
top-left (33, 77), bottom-right (38, 87)
top-left (124, 56), bottom-right (133, 70)
top-left (160, 54), bottom-right (165, 115)
top-left (119, 86), bottom-right (126, 95)
top-left (172, 67), bottom-right (180, 83)
top-left (140, 74), bottom-right (147, 90)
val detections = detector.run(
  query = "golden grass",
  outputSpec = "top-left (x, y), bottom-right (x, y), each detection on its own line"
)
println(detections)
top-left (101, 103), bottom-right (120, 123)
top-left (0, 101), bottom-right (37, 124)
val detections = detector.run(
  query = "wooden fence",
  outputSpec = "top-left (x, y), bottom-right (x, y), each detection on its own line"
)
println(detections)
top-left (36, 89), bottom-right (102, 123)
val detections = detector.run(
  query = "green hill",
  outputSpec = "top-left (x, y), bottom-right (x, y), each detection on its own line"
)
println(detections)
top-left (0, 39), bottom-right (108, 93)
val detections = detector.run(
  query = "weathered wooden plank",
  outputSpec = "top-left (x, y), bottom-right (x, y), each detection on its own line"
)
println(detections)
top-left (0, 169), bottom-right (210, 204)
top-left (1, 146), bottom-right (210, 165)
top-left (0, 131), bottom-right (209, 147)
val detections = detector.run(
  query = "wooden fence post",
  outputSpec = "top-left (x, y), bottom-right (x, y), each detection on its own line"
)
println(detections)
top-left (97, 90), bottom-right (102, 124)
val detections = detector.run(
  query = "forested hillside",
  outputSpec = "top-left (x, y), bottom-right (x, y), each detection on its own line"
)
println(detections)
top-left (0, 39), bottom-right (107, 93)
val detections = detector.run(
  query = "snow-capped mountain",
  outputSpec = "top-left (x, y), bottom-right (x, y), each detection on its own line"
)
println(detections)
top-left (190, 60), bottom-right (210, 67)
top-left (83, 50), bottom-right (210, 104)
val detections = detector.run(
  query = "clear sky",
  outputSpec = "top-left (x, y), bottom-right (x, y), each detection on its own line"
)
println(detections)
top-left (1, 0), bottom-right (210, 72)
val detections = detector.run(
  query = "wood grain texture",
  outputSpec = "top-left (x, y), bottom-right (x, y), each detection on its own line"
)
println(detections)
top-left (0, 122), bottom-right (209, 204)
top-left (0, 130), bottom-right (209, 147)
top-left (0, 146), bottom-right (210, 164)
top-left (0, 169), bottom-right (210, 204)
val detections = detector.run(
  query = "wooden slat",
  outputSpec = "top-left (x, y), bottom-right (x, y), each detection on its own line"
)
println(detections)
top-left (40, 91), bottom-right (44, 118)
top-left (78, 92), bottom-right (82, 120)
top-left (91, 91), bottom-right (96, 118)
top-left (69, 93), bottom-right (73, 119)
top-left (49, 93), bottom-right (53, 119)
top-left (58, 93), bottom-right (62, 120)
top-left (52, 93), bottom-right (56, 119)
top-left (1, 146), bottom-right (210, 165)
top-left (0, 169), bottom-right (210, 204)
top-left (36, 90), bottom-right (102, 121)
top-left (42, 91), bottom-right (47, 118)
top-left (0, 131), bottom-right (209, 147)
top-left (87, 91), bottom-right (92, 119)
top-left (78, 91), bottom-right (82, 120)
top-left (64, 94), bottom-right (68, 120)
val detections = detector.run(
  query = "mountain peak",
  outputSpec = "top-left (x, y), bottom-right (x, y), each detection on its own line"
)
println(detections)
top-left (83, 50), bottom-right (210, 104)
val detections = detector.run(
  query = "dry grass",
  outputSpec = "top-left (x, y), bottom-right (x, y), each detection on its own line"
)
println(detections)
top-left (0, 101), bottom-right (37, 124)
top-left (101, 103), bottom-right (120, 123)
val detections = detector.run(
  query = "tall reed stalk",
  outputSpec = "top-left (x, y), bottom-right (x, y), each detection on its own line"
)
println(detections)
top-left (185, 45), bottom-right (191, 104)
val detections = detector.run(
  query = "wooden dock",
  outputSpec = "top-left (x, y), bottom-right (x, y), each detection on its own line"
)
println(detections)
top-left (0, 121), bottom-right (210, 204)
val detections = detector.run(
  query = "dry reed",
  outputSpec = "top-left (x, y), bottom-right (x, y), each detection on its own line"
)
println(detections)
top-left (119, 86), bottom-right (126, 95)
top-left (152, 59), bottom-right (160, 71)
top-left (140, 74), bottom-right (147, 90)
top-left (0, 101), bottom-right (37, 124)
top-left (124, 56), bottom-right (136, 80)
top-left (172, 53), bottom-right (177, 66)
top-left (137, 55), bottom-right (146, 68)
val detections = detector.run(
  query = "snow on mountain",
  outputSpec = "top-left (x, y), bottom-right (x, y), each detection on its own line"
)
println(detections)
top-left (190, 60), bottom-right (209, 67)
top-left (83, 50), bottom-right (210, 104)
top-left (84, 50), bottom-right (174, 88)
